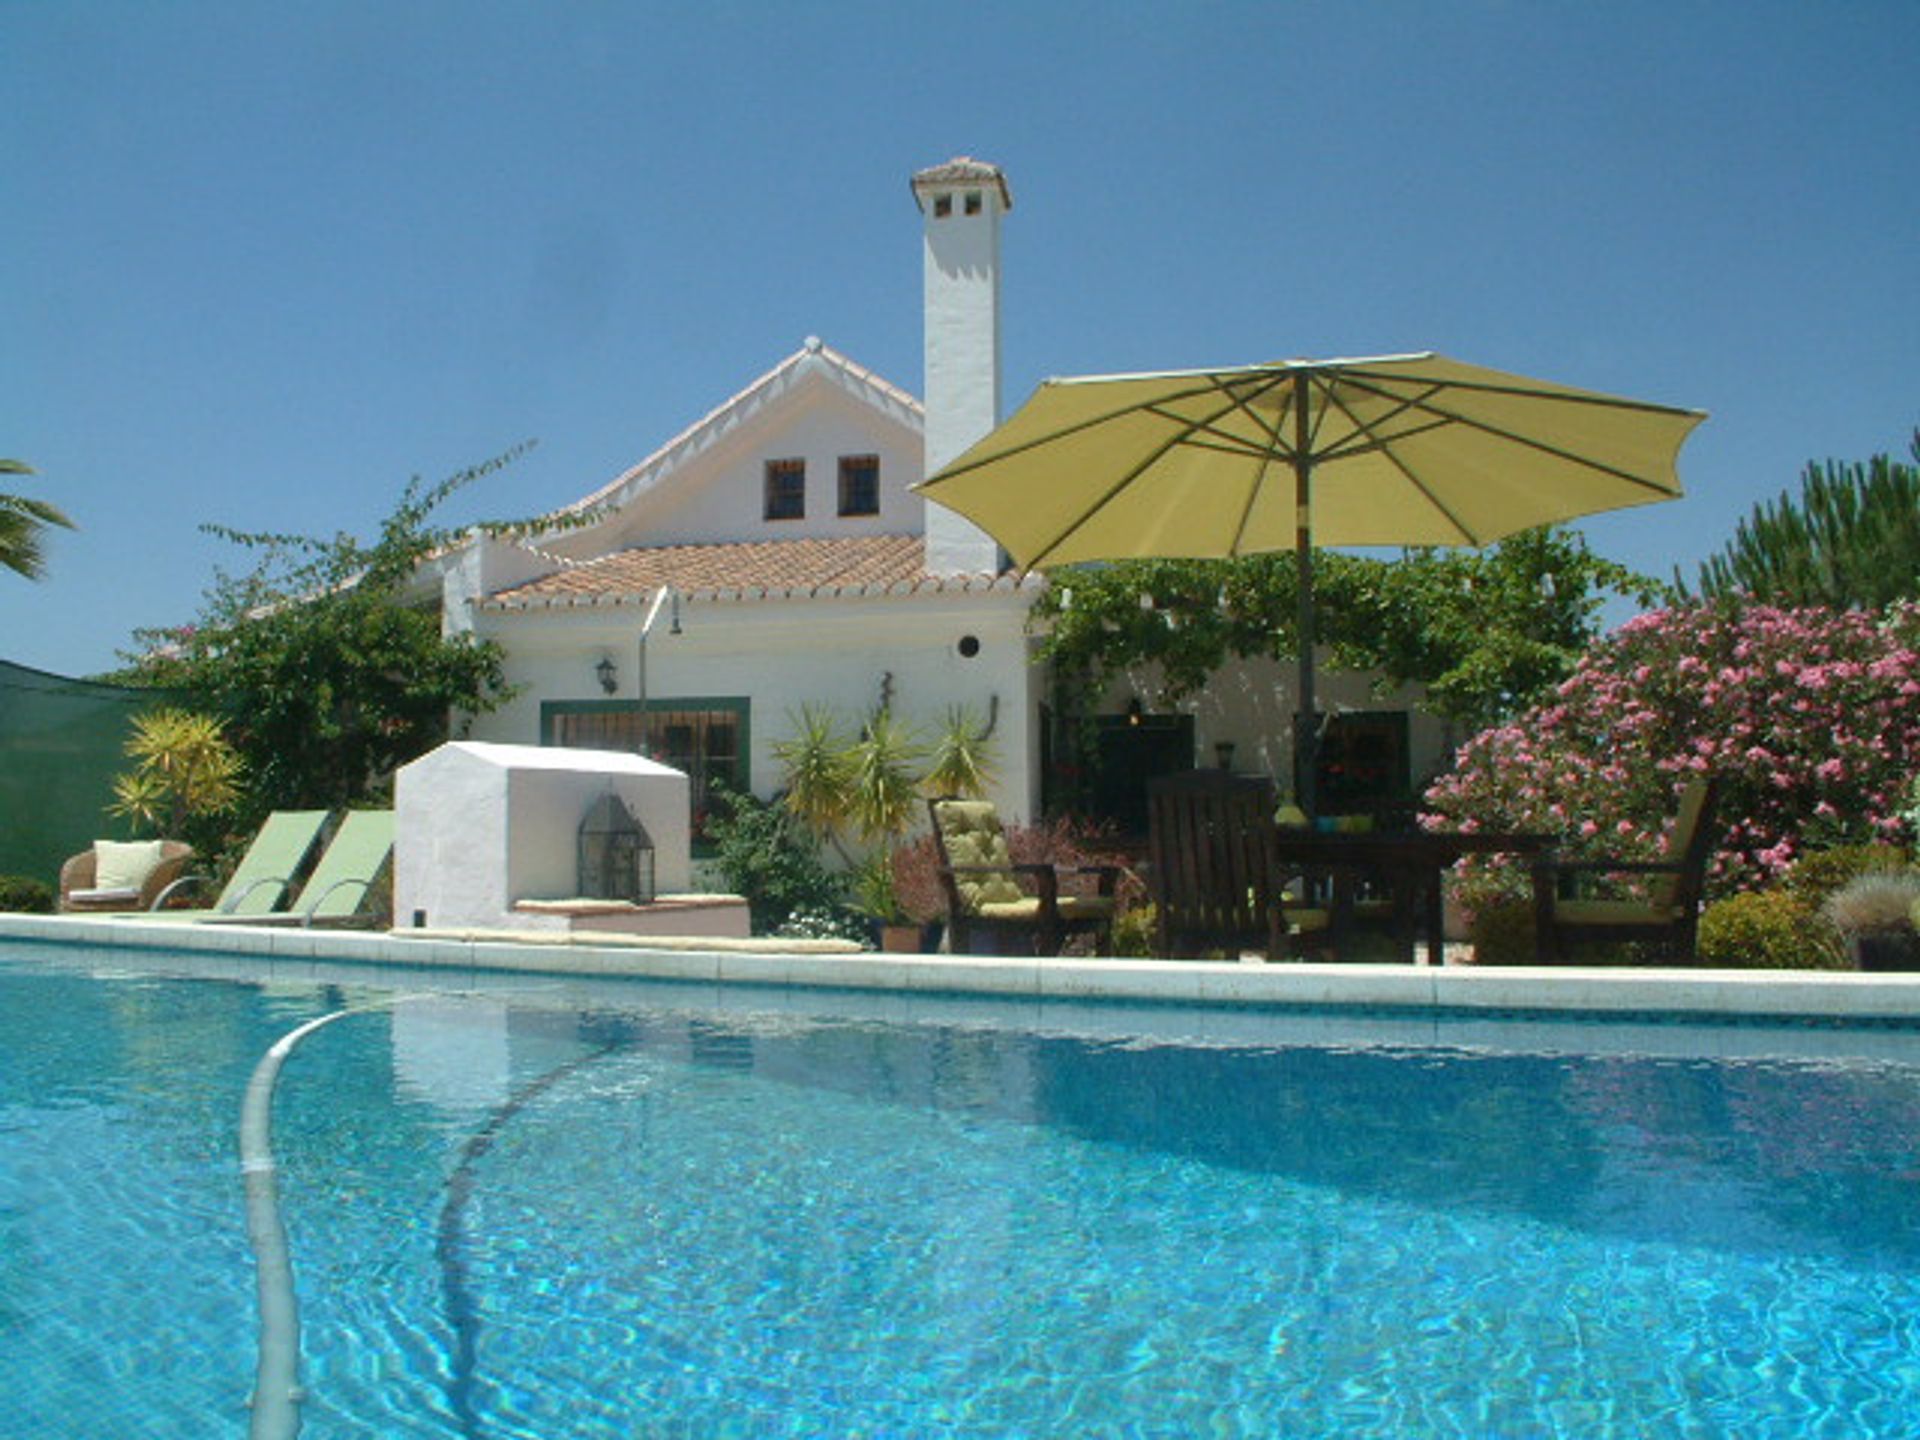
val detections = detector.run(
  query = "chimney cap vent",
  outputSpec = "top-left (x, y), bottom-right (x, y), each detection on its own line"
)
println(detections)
top-left (911, 156), bottom-right (1012, 212)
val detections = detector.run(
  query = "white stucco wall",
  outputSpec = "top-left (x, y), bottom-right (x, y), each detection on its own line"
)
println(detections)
top-left (395, 741), bottom-right (691, 930)
top-left (531, 360), bottom-right (926, 561)
top-left (464, 588), bottom-right (1042, 825)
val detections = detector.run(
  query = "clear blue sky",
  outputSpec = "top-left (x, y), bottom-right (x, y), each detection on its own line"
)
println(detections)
top-left (6, 1), bottom-right (1915, 678)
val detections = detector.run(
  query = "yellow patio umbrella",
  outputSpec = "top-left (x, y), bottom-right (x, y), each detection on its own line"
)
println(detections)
top-left (913, 352), bottom-right (1705, 812)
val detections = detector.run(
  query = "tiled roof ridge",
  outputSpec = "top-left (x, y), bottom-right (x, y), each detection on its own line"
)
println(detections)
top-left (549, 339), bottom-right (923, 524)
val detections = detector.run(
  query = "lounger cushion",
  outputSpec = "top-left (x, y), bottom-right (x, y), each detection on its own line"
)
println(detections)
top-left (93, 839), bottom-right (166, 892)
top-left (1553, 898), bottom-right (1682, 927)
top-left (67, 886), bottom-right (143, 905)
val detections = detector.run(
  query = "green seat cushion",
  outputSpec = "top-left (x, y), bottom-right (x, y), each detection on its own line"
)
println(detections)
top-left (977, 894), bottom-right (1116, 924)
top-left (932, 801), bottom-right (1026, 910)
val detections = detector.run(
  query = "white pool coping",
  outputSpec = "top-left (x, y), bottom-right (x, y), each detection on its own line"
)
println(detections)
top-left (6, 911), bottom-right (1920, 1024)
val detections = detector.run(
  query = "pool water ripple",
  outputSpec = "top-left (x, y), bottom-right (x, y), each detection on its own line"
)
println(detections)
top-left (5, 957), bottom-right (1920, 1436)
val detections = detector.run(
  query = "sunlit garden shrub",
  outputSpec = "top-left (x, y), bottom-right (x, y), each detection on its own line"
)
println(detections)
top-left (1466, 898), bottom-right (1537, 965)
top-left (1427, 602), bottom-right (1920, 897)
top-left (1784, 842), bottom-right (1912, 914)
top-left (1697, 889), bottom-right (1843, 970)
top-left (704, 785), bottom-right (855, 935)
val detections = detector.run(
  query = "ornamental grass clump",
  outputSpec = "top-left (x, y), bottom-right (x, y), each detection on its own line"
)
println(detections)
top-left (1426, 602), bottom-right (1920, 898)
top-left (1822, 873), bottom-right (1920, 937)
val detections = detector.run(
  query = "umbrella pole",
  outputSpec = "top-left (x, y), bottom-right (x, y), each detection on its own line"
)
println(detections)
top-left (1293, 381), bottom-right (1318, 817)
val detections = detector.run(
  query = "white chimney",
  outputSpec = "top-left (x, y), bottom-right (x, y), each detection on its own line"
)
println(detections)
top-left (913, 156), bottom-right (1011, 576)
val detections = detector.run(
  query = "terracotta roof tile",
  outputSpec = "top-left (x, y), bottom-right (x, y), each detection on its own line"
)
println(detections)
top-left (483, 534), bottom-right (1021, 610)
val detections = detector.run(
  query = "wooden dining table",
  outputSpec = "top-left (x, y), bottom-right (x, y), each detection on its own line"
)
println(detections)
top-left (1267, 828), bottom-right (1557, 966)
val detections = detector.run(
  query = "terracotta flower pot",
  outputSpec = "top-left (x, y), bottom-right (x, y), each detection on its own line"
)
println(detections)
top-left (879, 922), bottom-right (925, 953)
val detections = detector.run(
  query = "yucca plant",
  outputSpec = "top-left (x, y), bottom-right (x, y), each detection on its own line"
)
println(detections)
top-left (844, 709), bottom-right (925, 844)
top-left (109, 708), bottom-right (243, 837)
top-left (771, 704), bottom-right (855, 844)
top-left (921, 704), bottom-right (998, 800)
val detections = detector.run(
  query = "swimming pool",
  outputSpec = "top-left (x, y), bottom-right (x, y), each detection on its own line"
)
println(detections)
top-left (6, 942), bottom-right (1920, 1438)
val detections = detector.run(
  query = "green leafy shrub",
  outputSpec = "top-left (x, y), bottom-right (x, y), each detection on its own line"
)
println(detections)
top-left (1697, 890), bottom-right (1842, 970)
top-left (0, 875), bottom-right (55, 913)
top-left (704, 786), bottom-right (855, 935)
top-left (1467, 899), bottom-right (1537, 966)
top-left (1110, 902), bottom-right (1158, 958)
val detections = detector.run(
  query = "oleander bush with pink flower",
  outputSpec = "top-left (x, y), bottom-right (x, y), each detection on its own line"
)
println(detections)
top-left (1425, 601), bottom-right (1920, 907)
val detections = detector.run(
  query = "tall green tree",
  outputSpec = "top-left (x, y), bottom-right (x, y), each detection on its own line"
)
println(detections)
top-left (1684, 429), bottom-right (1920, 609)
top-left (1, 459), bottom-right (75, 580)
top-left (122, 449), bottom-right (530, 829)
top-left (1036, 526), bottom-right (1664, 733)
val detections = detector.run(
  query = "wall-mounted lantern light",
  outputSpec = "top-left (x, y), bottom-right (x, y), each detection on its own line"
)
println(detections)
top-left (595, 655), bottom-right (618, 695)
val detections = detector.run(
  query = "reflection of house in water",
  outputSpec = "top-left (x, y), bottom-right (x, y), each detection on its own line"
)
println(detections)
top-left (391, 997), bottom-right (516, 1113)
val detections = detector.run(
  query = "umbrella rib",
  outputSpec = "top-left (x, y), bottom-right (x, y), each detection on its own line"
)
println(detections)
top-left (1325, 374), bottom-right (1686, 497)
top-left (1026, 385), bottom-right (1275, 569)
top-left (1212, 376), bottom-right (1298, 554)
top-left (1334, 365), bottom-right (1703, 420)
top-left (1315, 383), bottom-right (1485, 543)
top-left (921, 373), bottom-right (1276, 487)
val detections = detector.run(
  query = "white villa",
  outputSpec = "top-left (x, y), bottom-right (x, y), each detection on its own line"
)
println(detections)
top-left (436, 158), bottom-right (1449, 841)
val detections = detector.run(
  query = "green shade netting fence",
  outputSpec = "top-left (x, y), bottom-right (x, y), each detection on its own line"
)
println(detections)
top-left (0, 660), bottom-right (173, 886)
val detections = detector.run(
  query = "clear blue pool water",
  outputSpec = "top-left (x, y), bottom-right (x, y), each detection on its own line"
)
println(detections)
top-left (6, 945), bottom-right (1920, 1438)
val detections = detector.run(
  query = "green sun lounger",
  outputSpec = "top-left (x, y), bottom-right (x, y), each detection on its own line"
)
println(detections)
top-left (141, 809), bottom-right (333, 918)
top-left (200, 810), bottom-right (395, 928)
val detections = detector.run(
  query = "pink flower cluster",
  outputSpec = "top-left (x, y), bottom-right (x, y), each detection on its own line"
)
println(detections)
top-left (1425, 603), bottom-right (1920, 895)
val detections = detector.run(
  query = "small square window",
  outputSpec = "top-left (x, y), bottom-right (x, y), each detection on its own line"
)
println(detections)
top-left (838, 454), bottom-right (880, 517)
top-left (964, 191), bottom-right (982, 215)
top-left (764, 458), bottom-right (805, 521)
top-left (933, 194), bottom-right (952, 218)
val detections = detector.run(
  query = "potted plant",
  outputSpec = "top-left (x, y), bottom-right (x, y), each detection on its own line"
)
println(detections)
top-left (853, 852), bottom-right (923, 952)
top-left (1822, 871), bottom-right (1920, 971)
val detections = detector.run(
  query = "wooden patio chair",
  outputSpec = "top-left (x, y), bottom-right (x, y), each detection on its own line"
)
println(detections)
top-left (927, 797), bottom-right (1121, 956)
top-left (1147, 770), bottom-right (1330, 959)
top-left (1531, 775), bottom-right (1720, 963)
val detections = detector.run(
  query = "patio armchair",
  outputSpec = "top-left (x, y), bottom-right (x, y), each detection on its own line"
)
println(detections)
top-left (927, 798), bottom-right (1121, 956)
top-left (1531, 776), bottom-right (1720, 963)
top-left (59, 839), bottom-right (196, 913)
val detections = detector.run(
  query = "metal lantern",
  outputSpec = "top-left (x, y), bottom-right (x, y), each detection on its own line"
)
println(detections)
top-left (577, 792), bottom-right (655, 904)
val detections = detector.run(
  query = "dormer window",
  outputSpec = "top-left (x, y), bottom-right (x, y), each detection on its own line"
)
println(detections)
top-left (764, 458), bottom-right (805, 521)
top-left (838, 454), bottom-right (880, 517)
